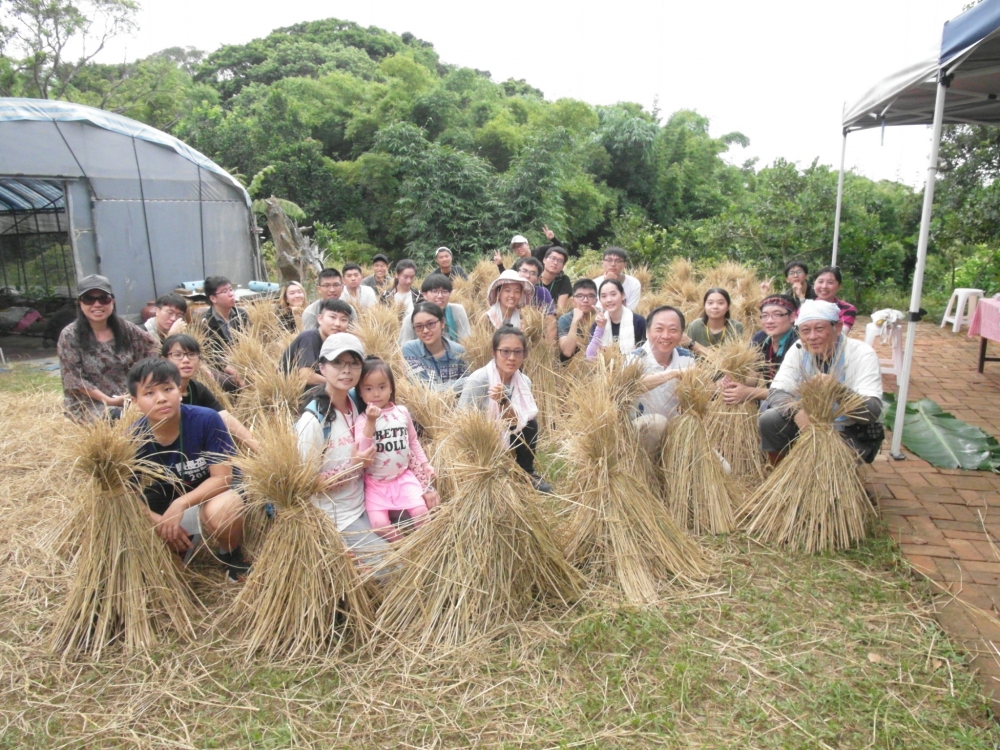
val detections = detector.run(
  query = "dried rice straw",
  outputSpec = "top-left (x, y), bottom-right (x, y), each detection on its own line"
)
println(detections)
top-left (660, 366), bottom-right (739, 535)
top-left (560, 355), bottom-right (710, 603)
top-left (229, 414), bottom-right (374, 659)
top-left (706, 340), bottom-right (767, 487)
top-left (739, 372), bottom-right (876, 552)
top-left (353, 301), bottom-right (404, 366)
top-left (367, 408), bottom-right (581, 652)
top-left (51, 413), bottom-right (196, 657)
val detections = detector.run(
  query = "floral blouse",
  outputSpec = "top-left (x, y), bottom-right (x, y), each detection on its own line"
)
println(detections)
top-left (57, 320), bottom-right (159, 420)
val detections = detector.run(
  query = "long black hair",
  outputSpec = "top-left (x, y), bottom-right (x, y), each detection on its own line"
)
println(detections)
top-left (700, 287), bottom-right (732, 324)
top-left (392, 259), bottom-right (417, 291)
top-left (74, 302), bottom-right (129, 354)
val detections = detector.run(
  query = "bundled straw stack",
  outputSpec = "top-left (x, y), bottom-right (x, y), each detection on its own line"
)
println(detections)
top-left (707, 340), bottom-right (767, 486)
top-left (353, 302), bottom-right (404, 365)
top-left (51, 414), bottom-right (196, 657)
top-left (230, 414), bottom-right (374, 659)
top-left (561, 355), bottom-right (709, 604)
top-left (660, 366), bottom-right (739, 535)
top-left (368, 409), bottom-right (581, 651)
top-left (740, 374), bottom-right (875, 552)
top-left (519, 305), bottom-right (564, 439)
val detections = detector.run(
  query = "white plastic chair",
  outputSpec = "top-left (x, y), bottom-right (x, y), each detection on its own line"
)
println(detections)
top-left (941, 288), bottom-right (984, 332)
top-left (864, 321), bottom-right (903, 377)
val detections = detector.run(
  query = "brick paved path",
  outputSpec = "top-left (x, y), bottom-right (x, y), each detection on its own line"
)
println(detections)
top-left (867, 320), bottom-right (1000, 705)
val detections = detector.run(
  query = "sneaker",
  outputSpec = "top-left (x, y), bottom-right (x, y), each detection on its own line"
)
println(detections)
top-left (530, 473), bottom-right (554, 495)
top-left (218, 548), bottom-right (251, 583)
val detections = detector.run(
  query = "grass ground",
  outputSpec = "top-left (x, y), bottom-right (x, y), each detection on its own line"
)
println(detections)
top-left (0, 368), bottom-right (997, 748)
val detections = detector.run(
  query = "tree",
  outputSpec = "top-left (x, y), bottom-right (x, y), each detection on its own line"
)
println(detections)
top-left (0, 0), bottom-right (138, 99)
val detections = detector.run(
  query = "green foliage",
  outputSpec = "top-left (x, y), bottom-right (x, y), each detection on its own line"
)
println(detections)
top-left (883, 394), bottom-right (1000, 471)
top-left (6, 11), bottom-right (964, 312)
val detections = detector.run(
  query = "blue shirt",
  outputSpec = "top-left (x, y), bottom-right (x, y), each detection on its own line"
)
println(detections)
top-left (136, 404), bottom-right (235, 514)
top-left (401, 338), bottom-right (470, 393)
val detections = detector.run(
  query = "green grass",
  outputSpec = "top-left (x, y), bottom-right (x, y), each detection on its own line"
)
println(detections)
top-left (0, 362), bottom-right (61, 393)
top-left (0, 532), bottom-right (995, 749)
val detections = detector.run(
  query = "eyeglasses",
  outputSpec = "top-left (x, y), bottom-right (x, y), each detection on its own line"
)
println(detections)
top-left (319, 282), bottom-right (344, 290)
top-left (167, 352), bottom-right (199, 361)
top-left (80, 293), bottom-right (113, 305)
top-left (495, 348), bottom-right (525, 358)
top-left (787, 269), bottom-right (806, 277)
top-left (573, 293), bottom-right (597, 301)
top-left (326, 360), bottom-right (363, 371)
top-left (760, 312), bottom-right (790, 320)
top-left (603, 257), bottom-right (625, 265)
top-left (413, 321), bottom-right (440, 333)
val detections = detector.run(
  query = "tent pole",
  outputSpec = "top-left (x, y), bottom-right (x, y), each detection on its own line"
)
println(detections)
top-left (890, 76), bottom-right (948, 459)
top-left (831, 129), bottom-right (848, 267)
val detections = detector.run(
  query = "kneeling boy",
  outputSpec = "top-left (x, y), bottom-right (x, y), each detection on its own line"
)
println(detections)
top-left (127, 358), bottom-right (249, 581)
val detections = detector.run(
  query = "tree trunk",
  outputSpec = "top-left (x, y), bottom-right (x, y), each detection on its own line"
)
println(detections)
top-left (265, 197), bottom-right (323, 283)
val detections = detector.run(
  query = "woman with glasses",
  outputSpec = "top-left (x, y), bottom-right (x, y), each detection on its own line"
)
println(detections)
top-left (295, 332), bottom-right (388, 557)
top-left (398, 275), bottom-right (471, 344)
top-left (57, 274), bottom-right (159, 421)
top-left (458, 326), bottom-right (552, 494)
top-left (401, 302), bottom-right (470, 393)
top-left (160, 334), bottom-right (258, 450)
top-left (721, 294), bottom-right (799, 406)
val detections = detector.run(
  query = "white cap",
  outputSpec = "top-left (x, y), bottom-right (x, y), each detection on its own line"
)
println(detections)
top-left (319, 332), bottom-right (366, 362)
top-left (796, 299), bottom-right (841, 325)
top-left (510, 235), bottom-right (528, 246)
top-left (434, 246), bottom-right (451, 256)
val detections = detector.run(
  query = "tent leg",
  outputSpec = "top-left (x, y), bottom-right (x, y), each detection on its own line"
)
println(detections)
top-left (890, 78), bottom-right (948, 459)
top-left (831, 129), bottom-right (848, 267)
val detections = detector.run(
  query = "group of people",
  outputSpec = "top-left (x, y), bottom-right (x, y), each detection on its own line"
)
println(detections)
top-left (56, 242), bottom-right (883, 582)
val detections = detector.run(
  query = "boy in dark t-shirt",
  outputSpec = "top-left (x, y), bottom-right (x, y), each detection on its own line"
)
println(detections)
top-left (128, 358), bottom-right (249, 581)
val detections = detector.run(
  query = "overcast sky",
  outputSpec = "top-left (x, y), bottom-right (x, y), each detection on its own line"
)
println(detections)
top-left (97, 0), bottom-right (970, 188)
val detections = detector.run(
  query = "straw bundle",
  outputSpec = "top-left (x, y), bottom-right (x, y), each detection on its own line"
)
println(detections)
top-left (51, 414), bottom-right (196, 657)
top-left (560, 355), bottom-right (709, 603)
top-left (660, 366), bottom-right (739, 535)
top-left (353, 301), bottom-right (404, 365)
top-left (229, 414), bottom-right (374, 659)
top-left (367, 409), bottom-right (581, 651)
top-left (462, 316), bottom-right (497, 371)
top-left (631, 264), bottom-right (653, 294)
top-left (706, 340), bottom-right (767, 486)
top-left (465, 258), bottom-right (500, 298)
top-left (228, 330), bottom-right (306, 424)
top-left (519, 305), bottom-right (564, 438)
top-left (394, 376), bottom-right (456, 444)
top-left (740, 374), bottom-right (875, 552)
top-left (239, 296), bottom-right (287, 346)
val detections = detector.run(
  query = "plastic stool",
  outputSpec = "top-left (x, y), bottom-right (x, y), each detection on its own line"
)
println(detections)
top-left (941, 288), bottom-right (984, 332)
top-left (864, 321), bottom-right (903, 376)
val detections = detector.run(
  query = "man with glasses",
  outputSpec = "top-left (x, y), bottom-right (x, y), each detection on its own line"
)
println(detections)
top-left (144, 293), bottom-right (188, 342)
top-left (760, 299), bottom-right (883, 466)
top-left (592, 247), bottom-right (641, 310)
top-left (398, 274), bottom-right (471, 344)
top-left (301, 268), bottom-right (357, 331)
top-left (721, 295), bottom-right (799, 406)
top-left (201, 277), bottom-right (248, 392)
top-left (538, 247), bottom-right (572, 309)
top-left (513, 257), bottom-right (558, 342)
top-left (558, 279), bottom-right (598, 362)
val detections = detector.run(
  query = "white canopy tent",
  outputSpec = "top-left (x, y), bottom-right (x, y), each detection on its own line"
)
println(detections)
top-left (832, 0), bottom-right (1000, 459)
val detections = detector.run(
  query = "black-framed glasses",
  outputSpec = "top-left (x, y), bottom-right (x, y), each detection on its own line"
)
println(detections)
top-left (573, 293), bottom-right (597, 301)
top-left (495, 348), bottom-right (525, 358)
top-left (167, 351), bottom-right (199, 361)
top-left (413, 321), bottom-right (440, 333)
top-left (760, 312), bottom-right (790, 321)
top-left (80, 293), bottom-right (113, 305)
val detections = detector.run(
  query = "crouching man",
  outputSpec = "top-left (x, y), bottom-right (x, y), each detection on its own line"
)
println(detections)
top-left (127, 358), bottom-right (250, 581)
top-left (760, 299), bottom-right (884, 466)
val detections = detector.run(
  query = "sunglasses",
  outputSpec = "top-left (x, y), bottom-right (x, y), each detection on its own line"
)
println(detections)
top-left (80, 293), bottom-right (114, 305)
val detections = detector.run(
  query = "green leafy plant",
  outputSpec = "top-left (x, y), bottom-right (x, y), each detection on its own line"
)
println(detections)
top-left (883, 393), bottom-right (1000, 471)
